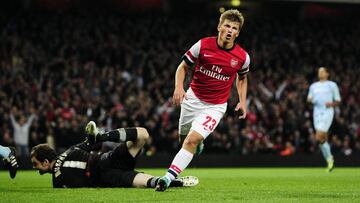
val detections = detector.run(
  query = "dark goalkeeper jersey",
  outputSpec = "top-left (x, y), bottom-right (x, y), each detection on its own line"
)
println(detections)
top-left (52, 146), bottom-right (93, 188)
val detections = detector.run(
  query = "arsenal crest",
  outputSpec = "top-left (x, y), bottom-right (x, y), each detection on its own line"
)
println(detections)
top-left (230, 59), bottom-right (238, 68)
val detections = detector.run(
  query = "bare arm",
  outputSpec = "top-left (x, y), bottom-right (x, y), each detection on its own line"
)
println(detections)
top-left (326, 101), bottom-right (340, 108)
top-left (172, 60), bottom-right (190, 106)
top-left (307, 97), bottom-right (313, 104)
top-left (307, 85), bottom-right (313, 104)
top-left (234, 74), bottom-right (248, 119)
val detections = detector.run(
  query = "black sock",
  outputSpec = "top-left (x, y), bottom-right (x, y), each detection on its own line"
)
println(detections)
top-left (146, 176), bottom-right (160, 188)
top-left (97, 128), bottom-right (137, 143)
top-left (146, 176), bottom-right (184, 188)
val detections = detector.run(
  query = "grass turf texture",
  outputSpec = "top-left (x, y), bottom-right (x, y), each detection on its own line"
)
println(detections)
top-left (1, 168), bottom-right (359, 203)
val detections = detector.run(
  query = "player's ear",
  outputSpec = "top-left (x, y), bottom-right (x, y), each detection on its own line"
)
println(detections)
top-left (235, 26), bottom-right (240, 37)
top-left (43, 159), bottom-right (50, 166)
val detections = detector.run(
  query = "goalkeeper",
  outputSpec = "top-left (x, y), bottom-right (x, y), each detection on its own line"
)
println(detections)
top-left (30, 121), bottom-right (198, 188)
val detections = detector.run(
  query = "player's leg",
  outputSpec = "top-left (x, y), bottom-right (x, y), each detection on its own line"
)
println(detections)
top-left (179, 133), bottom-right (204, 156)
top-left (0, 145), bottom-right (19, 179)
top-left (316, 130), bottom-right (334, 172)
top-left (85, 121), bottom-right (139, 144)
top-left (177, 93), bottom-right (204, 156)
top-left (180, 135), bottom-right (204, 156)
top-left (126, 127), bottom-right (149, 158)
top-left (133, 173), bottom-right (199, 188)
top-left (100, 169), bottom-right (199, 188)
top-left (133, 173), bottom-right (155, 187)
top-left (155, 130), bottom-right (203, 191)
top-left (314, 111), bottom-right (334, 172)
top-left (156, 107), bottom-right (225, 191)
top-left (96, 127), bottom-right (148, 170)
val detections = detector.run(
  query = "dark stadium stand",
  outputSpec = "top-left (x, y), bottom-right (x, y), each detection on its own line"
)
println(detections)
top-left (0, 1), bottom-right (359, 168)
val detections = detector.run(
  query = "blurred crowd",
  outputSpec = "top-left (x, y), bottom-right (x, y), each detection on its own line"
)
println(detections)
top-left (0, 10), bottom-right (359, 157)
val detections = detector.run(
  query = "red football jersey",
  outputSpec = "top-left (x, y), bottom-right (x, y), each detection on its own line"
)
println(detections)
top-left (183, 37), bottom-right (250, 104)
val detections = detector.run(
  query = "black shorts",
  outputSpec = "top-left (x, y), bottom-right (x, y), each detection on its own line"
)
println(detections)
top-left (90, 144), bottom-right (140, 187)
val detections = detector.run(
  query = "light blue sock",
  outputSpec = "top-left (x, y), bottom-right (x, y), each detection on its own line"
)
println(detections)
top-left (0, 145), bottom-right (11, 158)
top-left (320, 142), bottom-right (333, 161)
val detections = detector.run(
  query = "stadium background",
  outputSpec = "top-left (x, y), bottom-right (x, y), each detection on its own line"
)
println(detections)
top-left (0, 0), bottom-right (359, 169)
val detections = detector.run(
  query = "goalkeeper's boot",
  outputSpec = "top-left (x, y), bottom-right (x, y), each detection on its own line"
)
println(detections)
top-left (155, 176), bottom-right (171, 192)
top-left (85, 121), bottom-right (99, 144)
top-left (326, 157), bottom-right (334, 172)
top-left (3, 147), bottom-right (19, 179)
top-left (170, 176), bottom-right (199, 187)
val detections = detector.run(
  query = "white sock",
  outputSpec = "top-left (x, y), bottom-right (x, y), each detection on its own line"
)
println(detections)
top-left (166, 148), bottom-right (194, 181)
top-left (320, 141), bottom-right (333, 161)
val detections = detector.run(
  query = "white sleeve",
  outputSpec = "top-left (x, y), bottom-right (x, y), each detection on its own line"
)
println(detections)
top-left (238, 53), bottom-right (250, 75)
top-left (25, 114), bottom-right (36, 127)
top-left (332, 82), bottom-right (341, 102)
top-left (275, 81), bottom-right (287, 100)
top-left (307, 84), bottom-right (313, 100)
top-left (183, 40), bottom-right (201, 64)
top-left (10, 113), bottom-right (19, 129)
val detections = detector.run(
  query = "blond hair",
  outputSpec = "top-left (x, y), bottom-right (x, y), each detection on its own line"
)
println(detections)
top-left (219, 9), bottom-right (244, 29)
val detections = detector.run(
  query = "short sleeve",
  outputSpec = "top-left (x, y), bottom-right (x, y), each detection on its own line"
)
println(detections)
top-left (182, 40), bottom-right (201, 65)
top-left (238, 53), bottom-right (250, 76)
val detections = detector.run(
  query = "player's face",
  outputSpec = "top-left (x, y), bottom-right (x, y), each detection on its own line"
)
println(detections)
top-left (31, 157), bottom-right (51, 175)
top-left (318, 67), bottom-right (329, 80)
top-left (217, 19), bottom-right (240, 45)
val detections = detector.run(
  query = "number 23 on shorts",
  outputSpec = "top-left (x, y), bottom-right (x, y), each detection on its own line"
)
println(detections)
top-left (202, 115), bottom-right (217, 131)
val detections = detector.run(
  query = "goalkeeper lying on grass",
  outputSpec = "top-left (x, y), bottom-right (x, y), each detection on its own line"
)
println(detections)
top-left (30, 121), bottom-right (198, 188)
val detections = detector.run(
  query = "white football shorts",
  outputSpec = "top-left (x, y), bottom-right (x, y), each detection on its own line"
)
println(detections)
top-left (178, 88), bottom-right (227, 139)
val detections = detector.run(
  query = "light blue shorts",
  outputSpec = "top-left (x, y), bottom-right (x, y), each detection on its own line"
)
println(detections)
top-left (313, 109), bottom-right (334, 132)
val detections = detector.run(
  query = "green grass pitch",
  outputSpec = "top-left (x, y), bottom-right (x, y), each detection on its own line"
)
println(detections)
top-left (1, 168), bottom-right (359, 202)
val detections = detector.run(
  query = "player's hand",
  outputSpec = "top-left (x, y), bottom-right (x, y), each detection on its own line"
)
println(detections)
top-left (235, 102), bottom-right (247, 119)
top-left (325, 102), bottom-right (333, 108)
top-left (172, 88), bottom-right (187, 106)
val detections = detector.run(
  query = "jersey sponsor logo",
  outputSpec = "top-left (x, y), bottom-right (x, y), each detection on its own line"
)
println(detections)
top-left (230, 59), bottom-right (238, 68)
top-left (211, 65), bottom-right (222, 73)
top-left (199, 65), bottom-right (230, 81)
